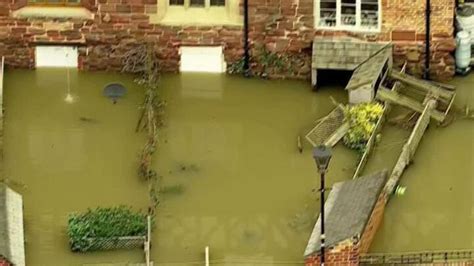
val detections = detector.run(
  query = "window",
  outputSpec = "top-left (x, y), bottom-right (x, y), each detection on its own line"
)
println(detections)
top-left (150, 0), bottom-right (240, 25)
top-left (27, 0), bottom-right (80, 5)
top-left (170, 0), bottom-right (226, 7)
top-left (316, 0), bottom-right (380, 31)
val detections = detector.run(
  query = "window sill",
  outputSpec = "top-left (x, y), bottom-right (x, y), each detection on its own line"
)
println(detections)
top-left (315, 25), bottom-right (380, 34)
top-left (12, 6), bottom-right (94, 20)
top-left (149, 7), bottom-right (242, 26)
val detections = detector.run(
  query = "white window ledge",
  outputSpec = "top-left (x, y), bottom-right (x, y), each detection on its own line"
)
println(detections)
top-left (316, 26), bottom-right (380, 33)
top-left (12, 7), bottom-right (93, 19)
top-left (149, 6), bottom-right (242, 26)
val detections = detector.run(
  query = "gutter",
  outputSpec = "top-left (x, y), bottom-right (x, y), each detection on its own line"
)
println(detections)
top-left (243, 0), bottom-right (250, 77)
top-left (424, 0), bottom-right (431, 80)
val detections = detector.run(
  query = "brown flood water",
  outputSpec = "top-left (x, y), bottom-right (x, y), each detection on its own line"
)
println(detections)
top-left (2, 69), bottom-right (473, 265)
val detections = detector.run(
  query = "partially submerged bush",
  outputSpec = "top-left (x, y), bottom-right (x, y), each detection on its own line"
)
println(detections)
top-left (68, 206), bottom-right (148, 252)
top-left (343, 103), bottom-right (383, 153)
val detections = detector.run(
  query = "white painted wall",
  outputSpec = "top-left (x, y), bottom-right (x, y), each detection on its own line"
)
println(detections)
top-left (179, 46), bottom-right (226, 73)
top-left (35, 46), bottom-right (78, 68)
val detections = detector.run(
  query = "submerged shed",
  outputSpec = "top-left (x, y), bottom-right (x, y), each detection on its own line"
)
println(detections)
top-left (304, 171), bottom-right (387, 259)
top-left (311, 37), bottom-right (392, 103)
top-left (0, 184), bottom-right (26, 266)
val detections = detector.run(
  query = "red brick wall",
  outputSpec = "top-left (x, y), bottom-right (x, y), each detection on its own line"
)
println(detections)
top-left (305, 241), bottom-right (360, 266)
top-left (358, 192), bottom-right (388, 254)
top-left (0, 258), bottom-right (11, 266)
top-left (0, 0), bottom-right (456, 80)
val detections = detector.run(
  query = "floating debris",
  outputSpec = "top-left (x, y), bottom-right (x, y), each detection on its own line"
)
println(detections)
top-left (161, 184), bottom-right (184, 195)
top-left (79, 117), bottom-right (98, 123)
top-left (177, 163), bottom-right (200, 173)
top-left (103, 83), bottom-right (127, 104)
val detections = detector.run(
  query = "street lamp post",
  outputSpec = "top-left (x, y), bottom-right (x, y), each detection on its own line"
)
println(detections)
top-left (313, 145), bottom-right (332, 266)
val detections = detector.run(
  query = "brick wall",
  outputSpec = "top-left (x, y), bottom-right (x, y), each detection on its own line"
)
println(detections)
top-left (0, 0), bottom-right (456, 80)
top-left (358, 192), bottom-right (388, 254)
top-left (0, 257), bottom-right (11, 266)
top-left (305, 241), bottom-right (360, 266)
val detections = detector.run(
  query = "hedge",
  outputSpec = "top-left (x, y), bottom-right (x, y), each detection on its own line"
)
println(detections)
top-left (67, 206), bottom-right (148, 252)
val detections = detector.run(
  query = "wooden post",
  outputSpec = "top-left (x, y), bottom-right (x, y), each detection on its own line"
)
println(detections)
top-left (205, 246), bottom-right (210, 266)
top-left (311, 68), bottom-right (318, 90)
top-left (145, 215), bottom-right (151, 266)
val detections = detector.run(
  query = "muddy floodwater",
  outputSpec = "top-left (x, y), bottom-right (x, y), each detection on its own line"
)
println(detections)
top-left (3, 69), bottom-right (473, 266)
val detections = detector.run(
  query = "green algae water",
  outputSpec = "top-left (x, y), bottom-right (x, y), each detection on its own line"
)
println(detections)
top-left (2, 69), bottom-right (473, 265)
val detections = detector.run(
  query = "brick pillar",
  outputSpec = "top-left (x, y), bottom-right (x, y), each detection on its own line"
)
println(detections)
top-left (305, 242), bottom-right (360, 266)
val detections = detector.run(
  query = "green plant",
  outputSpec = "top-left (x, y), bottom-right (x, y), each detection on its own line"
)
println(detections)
top-left (256, 46), bottom-right (294, 75)
top-left (343, 103), bottom-right (383, 153)
top-left (67, 206), bottom-right (149, 252)
top-left (228, 57), bottom-right (246, 75)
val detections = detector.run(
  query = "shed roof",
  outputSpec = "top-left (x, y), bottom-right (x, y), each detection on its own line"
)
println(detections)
top-left (304, 170), bottom-right (387, 257)
top-left (0, 184), bottom-right (25, 266)
top-left (312, 37), bottom-right (388, 70)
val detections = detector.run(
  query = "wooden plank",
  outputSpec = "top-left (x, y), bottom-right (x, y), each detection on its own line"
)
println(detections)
top-left (383, 100), bottom-right (436, 195)
top-left (376, 87), bottom-right (446, 122)
top-left (430, 80), bottom-right (456, 91)
top-left (390, 71), bottom-right (454, 101)
top-left (444, 93), bottom-right (456, 117)
top-left (324, 122), bottom-right (349, 147)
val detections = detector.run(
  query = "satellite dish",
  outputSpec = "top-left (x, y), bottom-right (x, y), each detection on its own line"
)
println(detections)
top-left (103, 83), bottom-right (127, 104)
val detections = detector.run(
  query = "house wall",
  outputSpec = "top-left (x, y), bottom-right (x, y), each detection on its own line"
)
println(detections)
top-left (0, 0), bottom-right (455, 80)
top-left (0, 257), bottom-right (11, 266)
top-left (358, 192), bottom-right (387, 253)
top-left (304, 240), bottom-right (360, 266)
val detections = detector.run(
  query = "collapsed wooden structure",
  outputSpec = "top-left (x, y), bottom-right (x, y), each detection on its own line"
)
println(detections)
top-left (308, 38), bottom-right (457, 187)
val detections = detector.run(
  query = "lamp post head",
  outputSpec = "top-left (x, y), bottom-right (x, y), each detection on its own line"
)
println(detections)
top-left (313, 145), bottom-right (332, 173)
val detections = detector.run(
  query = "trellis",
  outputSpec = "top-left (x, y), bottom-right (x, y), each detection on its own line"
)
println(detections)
top-left (81, 236), bottom-right (146, 251)
top-left (305, 106), bottom-right (347, 147)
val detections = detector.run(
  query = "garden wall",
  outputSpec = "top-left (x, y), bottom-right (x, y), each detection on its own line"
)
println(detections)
top-left (0, 0), bottom-right (456, 80)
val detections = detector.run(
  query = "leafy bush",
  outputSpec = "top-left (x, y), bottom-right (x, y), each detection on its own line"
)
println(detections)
top-left (343, 103), bottom-right (383, 153)
top-left (68, 206), bottom-right (148, 252)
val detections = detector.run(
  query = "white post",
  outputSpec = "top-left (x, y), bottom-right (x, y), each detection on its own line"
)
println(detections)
top-left (146, 215), bottom-right (151, 266)
top-left (205, 246), bottom-right (209, 266)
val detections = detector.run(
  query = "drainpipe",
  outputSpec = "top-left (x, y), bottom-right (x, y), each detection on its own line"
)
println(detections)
top-left (243, 0), bottom-right (250, 77)
top-left (424, 0), bottom-right (431, 80)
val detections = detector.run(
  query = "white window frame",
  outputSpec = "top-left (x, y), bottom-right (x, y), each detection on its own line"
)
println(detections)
top-left (151, 0), bottom-right (241, 25)
top-left (170, 0), bottom-right (224, 8)
top-left (314, 0), bottom-right (382, 33)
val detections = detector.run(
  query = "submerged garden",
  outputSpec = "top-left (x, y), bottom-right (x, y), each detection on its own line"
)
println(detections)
top-left (1, 44), bottom-right (473, 264)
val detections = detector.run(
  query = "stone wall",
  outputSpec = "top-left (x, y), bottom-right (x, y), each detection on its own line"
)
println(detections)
top-left (0, 0), bottom-right (456, 80)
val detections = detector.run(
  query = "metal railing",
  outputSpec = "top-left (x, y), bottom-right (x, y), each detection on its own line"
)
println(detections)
top-left (360, 250), bottom-right (474, 265)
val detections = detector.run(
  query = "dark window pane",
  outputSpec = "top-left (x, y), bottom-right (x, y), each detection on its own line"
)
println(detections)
top-left (361, 0), bottom-right (379, 28)
top-left (210, 0), bottom-right (225, 6)
top-left (169, 0), bottom-right (184, 5)
top-left (190, 0), bottom-right (204, 7)
top-left (319, 0), bottom-right (336, 27)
